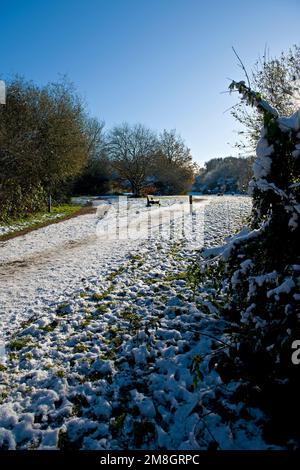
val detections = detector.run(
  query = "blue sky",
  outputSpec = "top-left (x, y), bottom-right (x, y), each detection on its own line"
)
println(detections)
top-left (0, 0), bottom-right (299, 165)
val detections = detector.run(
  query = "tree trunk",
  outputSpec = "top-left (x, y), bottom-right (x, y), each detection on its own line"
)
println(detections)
top-left (131, 182), bottom-right (141, 198)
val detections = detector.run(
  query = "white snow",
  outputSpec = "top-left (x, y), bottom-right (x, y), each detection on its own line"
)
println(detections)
top-left (0, 196), bottom-right (276, 451)
top-left (267, 277), bottom-right (296, 298)
top-left (278, 109), bottom-right (300, 132)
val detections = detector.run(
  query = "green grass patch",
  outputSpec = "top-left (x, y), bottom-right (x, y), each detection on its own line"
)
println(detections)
top-left (0, 204), bottom-right (92, 241)
top-left (144, 277), bottom-right (161, 285)
top-left (91, 292), bottom-right (104, 301)
top-left (119, 310), bottom-right (140, 323)
top-left (96, 304), bottom-right (109, 314)
top-left (110, 413), bottom-right (126, 437)
top-left (163, 272), bottom-right (187, 283)
top-left (41, 320), bottom-right (59, 332)
top-left (80, 319), bottom-right (91, 327)
top-left (9, 336), bottom-right (32, 351)
top-left (1, 204), bottom-right (82, 230)
top-left (8, 352), bottom-right (17, 361)
top-left (56, 370), bottom-right (66, 378)
top-left (0, 392), bottom-right (8, 402)
top-left (56, 303), bottom-right (71, 315)
top-left (24, 352), bottom-right (33, 360)
top-left (74, 343), bottom-right (88, 353)
top-left (91, 287), bottom-right (113, 302)
top-left (99, 350), bottom-right (117, 361)
top-left (107, 266), bottom-right (126, 281)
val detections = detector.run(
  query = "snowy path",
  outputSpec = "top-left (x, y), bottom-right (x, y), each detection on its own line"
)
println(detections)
top-left (0, 196), bottom-right (274, 452)
top-left (0, 197), bottom-right (206, 338)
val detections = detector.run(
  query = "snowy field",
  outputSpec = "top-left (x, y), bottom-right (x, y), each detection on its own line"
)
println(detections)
top-left (0, 196), bottom-right (275, 450)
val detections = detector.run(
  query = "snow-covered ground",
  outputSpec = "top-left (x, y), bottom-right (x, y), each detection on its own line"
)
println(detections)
top-left (0, 196), bottom-right (202, 337)
top-left (0, 196), bottom-right (276, 450)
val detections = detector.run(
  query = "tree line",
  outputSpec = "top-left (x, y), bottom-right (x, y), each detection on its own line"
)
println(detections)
top-left (0, 77), bottom-right (195, 221)
top-left (74, 125), bottom-right (196, 198)
top-left (194, 156), bottom-right (253, 194)
top-left (1, 45), bottom-right (298, 220)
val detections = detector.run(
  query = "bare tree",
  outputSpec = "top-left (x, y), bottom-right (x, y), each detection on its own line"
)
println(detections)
top-left (84, 117), bottom-right (106, 160)
top-left (74, 118), bottom-right (114, 195)
top-left (158, 129), bottom-right (193, 165)
top-left (152, 129), bottom-right (195, 194)
top-left (232, 45), bottom-right (300, 154)
top-left (107, 123), bottom-right (157, 196)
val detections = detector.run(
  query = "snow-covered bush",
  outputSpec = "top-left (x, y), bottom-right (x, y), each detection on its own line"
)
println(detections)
top-left (204, 81), bottom-right (300, 447)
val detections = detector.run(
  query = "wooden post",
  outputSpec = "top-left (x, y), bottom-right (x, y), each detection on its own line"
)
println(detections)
top-left (189, 195), bottom-right (193, 215)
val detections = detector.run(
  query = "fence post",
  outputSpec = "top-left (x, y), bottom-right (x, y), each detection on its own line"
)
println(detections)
top-left (189, 195), bottom-right (193, 215)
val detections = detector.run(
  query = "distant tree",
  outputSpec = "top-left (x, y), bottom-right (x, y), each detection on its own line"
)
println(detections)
top-left (84, 117), bottom-right (106, 160)
top-left (73, 118), bottom-right (114, 195)
top-left (194, 156), bottom-right (253, 194)
top-left (152, 130), bottom-right (195, 194)
top-left (232, 45), bottom-right (300, 154)
top-left (157, 129), bottom-right (192, 165)
top-left (74, 156), bottom-right (113, 195)
top-left (107, 123), bottom-right (157, 197)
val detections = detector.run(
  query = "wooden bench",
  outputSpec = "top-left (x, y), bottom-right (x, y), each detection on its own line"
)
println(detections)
top-left (146, 195), bottom-right (160, 207)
